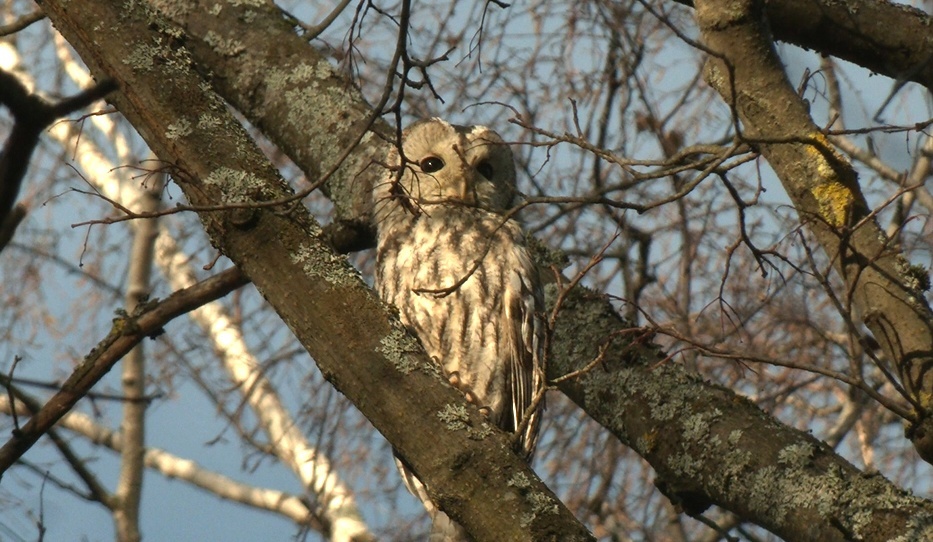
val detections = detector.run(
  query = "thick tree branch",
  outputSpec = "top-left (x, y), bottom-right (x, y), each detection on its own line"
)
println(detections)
top-left (669, 0), bottom-right (933, 92)
top-left (695, 0), bottom-right (933, 462)
top-left (548, 286), bottom-right (933, 541)
top-left (0, 202), bottom-right (27, 253)
top-left (36, 1), bottom-right (593, 539)
top-left (0, 380), bottom-right (115, 507)
top-left (763, 0), bottom-right (933, 92)
top-left (149, 0), bottom-right (391, 241)
top-left (0, 9), bottom-right (44, 37)
top-left (37, 37), bottom-right (375, 541)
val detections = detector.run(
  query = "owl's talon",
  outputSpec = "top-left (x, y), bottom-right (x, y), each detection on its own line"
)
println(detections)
top-left (448, 371), bottom-right (461, 387)
top-left (464, 391), bottom-right (476, 404)
top-left (478, 406), bottom-right (491, 417)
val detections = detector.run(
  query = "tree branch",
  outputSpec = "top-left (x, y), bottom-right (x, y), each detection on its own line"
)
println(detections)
top-left (0, 9), bottom-right (44, 37)
top-left (668, 0), bottom-right (933, 92)
top-left (548, 286), bottom-right (933, 541)
top-left (0, 69), bottom-right (115, 230)
top-left (46, 36), bottom-right (376, 542)
top-left (0, 267), bottom-right (250, 473)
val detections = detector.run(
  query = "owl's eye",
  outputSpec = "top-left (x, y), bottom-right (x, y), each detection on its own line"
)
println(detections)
top-left (476, 160), bottom-right (494, 180)
top-left (419, 156), bottom-right (445, 173)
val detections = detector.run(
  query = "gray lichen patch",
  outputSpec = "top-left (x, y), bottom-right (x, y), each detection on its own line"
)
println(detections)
top-left (670, 451), bottom-right (703, 478)
top-left (727, 429), bottom-right (743, 445)
top-left (197, 113), bottom-right (223, 131)
top-left (528, 236), bottom-right (568, 270)
top-left (529, 492), bottom-right (559, 515)
top-left (681, 409), bottom-right (722, 442)
top-left (437, 403), bottom-right (470, 431)
top-left (289, 241), bottom-right (361, 288)
top-left (263, 60), bottom-right (360, 161)
top-left (376, 324), bottom-right (431, 375)
top-left (165, 118), bottom-right (193, 140)
top-left (745, 465), bottom-right (789, 523)
top-left (266, 61), bottom-right (338, 96)
top-left (520, 491), bottom-right (560, 527)
top-left (721, 446), bottom-right (752, 479)
top-left (121, 26), bottom-right (195, 77)
top-left (777, 442), bottom-right (814, 468)
top-left (467, 422), bottom-right (494, 440)
top-left (203, 167), bottom-right (266, 202)
top-left (741, 451), bottom-right (844, 529)
top-left (895, 257), bottom-right (931, 294)
top-left (150, 0), bottom-right (192, 21)
top-left (507, 472), bottom-right (532, 489)
top-left (889, 513), bottom-right (933, 542)
top-left (204, 30), bottom-right (245, 56)
top-left (282, 85), bottom-right (347, 138)
top-left (708, 439), bottom-right (933, 539)
top-left (122, 43), bottom-right (161, 72)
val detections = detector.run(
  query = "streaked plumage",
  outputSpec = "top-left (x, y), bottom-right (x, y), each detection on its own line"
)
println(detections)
top-left (372, 118), bottom-right (546, 542)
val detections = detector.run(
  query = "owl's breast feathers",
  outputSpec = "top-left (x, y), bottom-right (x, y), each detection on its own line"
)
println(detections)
top-left (375, 207), bottom-right (545, 458)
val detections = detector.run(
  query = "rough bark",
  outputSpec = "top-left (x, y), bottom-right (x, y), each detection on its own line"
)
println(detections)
top-left (695, 0), bottom-right (933, 462)
top-left (35, 1), bottom-right (592, 540)
top-left (762, 0), bottom-right (933, 91)
top-left (149, 0), bottom-right (389, 245)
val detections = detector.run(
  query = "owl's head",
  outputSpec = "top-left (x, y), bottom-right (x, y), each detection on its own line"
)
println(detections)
top-left (374, 118), bottom-right (517, 220)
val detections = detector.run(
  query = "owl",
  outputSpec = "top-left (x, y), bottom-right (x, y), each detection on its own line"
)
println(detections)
top-left (373, 118), bottom-right (546, 542)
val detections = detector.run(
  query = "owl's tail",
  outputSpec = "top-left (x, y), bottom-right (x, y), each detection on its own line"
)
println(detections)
top-left (429, 510), bottom-right (472, 542)
top-left (395, 454), bottom-right (475, 541)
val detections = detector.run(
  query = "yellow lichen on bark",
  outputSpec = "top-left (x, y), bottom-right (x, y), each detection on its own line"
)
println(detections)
top-left (919, 390), bottom-right (933, 411)
top-left (811, 181), bottom-right (854, 228)
top-left (806, 141), bottom-right (854, 228)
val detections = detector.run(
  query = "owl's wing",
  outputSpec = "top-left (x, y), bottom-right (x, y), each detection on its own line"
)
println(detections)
top-left (506, 257), bottom-right (546, 460)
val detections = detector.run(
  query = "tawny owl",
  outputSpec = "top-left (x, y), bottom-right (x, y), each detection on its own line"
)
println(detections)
top-left (373, 118), bottom-right (546, 542)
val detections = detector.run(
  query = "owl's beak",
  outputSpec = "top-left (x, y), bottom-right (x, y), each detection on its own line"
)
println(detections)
top-left (459, 167), bottom-right (476, 204)
top-left (460, 177), bottom-right (472, 203)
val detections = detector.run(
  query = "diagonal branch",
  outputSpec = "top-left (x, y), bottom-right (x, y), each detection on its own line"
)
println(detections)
top-left (548, 286), bottom-right (933, 541)
top-left (46, 35), bottom-right (376, 542)
top-left (0, 379), bottom-right (114, 507)
top-left (0, 267), bottom-right (250, 473)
